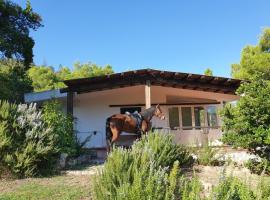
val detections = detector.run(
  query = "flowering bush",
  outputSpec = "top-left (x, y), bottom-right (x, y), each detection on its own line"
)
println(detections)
top-left (0, 100), bottom-right (58, 178)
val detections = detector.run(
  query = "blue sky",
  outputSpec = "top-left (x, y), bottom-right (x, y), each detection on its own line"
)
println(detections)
top-left (14, 0), bottom-right (270, 77)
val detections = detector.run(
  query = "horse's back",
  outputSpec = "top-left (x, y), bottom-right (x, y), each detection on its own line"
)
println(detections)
top-left (108, 113), bottom-right (137, 132)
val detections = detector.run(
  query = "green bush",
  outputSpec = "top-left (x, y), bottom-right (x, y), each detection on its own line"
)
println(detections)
top-left (210, 175), bottom-right (270, 200)
top-left (221, 75), bottom-right (270, 162)
top-left (42, 101), bottom-right (77, 156)
top-left (180, 175), bottom-right (202, 200)
top-left (196, 145), bottom-right (222, 166)
top-left (132, 132), bottom-right (194, 167)
top-left (92, 132), bottom-right (196, 200)
top-left (210, 176), bottom-right (256, 200)
top-left (245, 158), bottom-right (270, 175)
top-left (0, 100), bottom-right (59, 178)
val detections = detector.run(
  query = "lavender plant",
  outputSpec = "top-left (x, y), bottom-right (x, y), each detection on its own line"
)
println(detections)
top-left (0, 100), bottom-right (58, 178)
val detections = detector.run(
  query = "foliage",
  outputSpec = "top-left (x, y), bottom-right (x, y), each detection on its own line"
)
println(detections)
top-left (221, 75), bottom-right (270, 161)
top-left (204, 68), bottom-right (213, 76)
top-left (28, 62), bottom-right (114, 92)
top-left (222, 76), bottom-right (270, 160)
top-left (210, 176), bottom-right (256, 200)
top-left (0, 100), bottom-right (59, 178)
top-left (231, 28), bottom-right (270, 80)
top-left (132, 132), bottom-right (194, 167)
top-left (210, 174), bottom-right (270, 200)
top-left (245, 158), bottom-right (270, 175)
top-left (0, 0), bottom-right (42, 67)
top-left (92, 132), bottom-right (195, 200)
top-left (0, 59), bottom-right (32, 102)
top-left (27, 66), bottom-right (65, 92)
top-left (180, 175), bottom-right (202, 200)
top-left (71, 62), bottom-right (113, 79)
top-left (196, 145), bottom-right (221, 166)
top-left (42, 100), bottom-right (77, 156)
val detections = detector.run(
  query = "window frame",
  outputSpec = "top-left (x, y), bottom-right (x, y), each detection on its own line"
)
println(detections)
top-left (167, 104), bottom-right (220, 131)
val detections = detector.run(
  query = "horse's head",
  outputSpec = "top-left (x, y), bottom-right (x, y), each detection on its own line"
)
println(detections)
top-left (154, 104), bottom-right (165, 120)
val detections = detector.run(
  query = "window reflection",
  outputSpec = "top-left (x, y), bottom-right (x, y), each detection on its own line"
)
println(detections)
top-left (194, 107), bottom-right (205, 129)
top-left (207, 106), bottom-right (218, 127)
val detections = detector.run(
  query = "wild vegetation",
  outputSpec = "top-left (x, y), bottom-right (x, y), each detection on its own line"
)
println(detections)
top-left (0, 0), bottom-right (42, 67)
top-left (195, 145), bottom-right (221, 166)
top-left (0, 59), bottom-right (32, 102)
top-left (221, 75), bottom-right (270, 171)
top-left (93, 133), bottom-right (270, 200)
top-left (231, 28), bottom-right (270, 80)
top-left (209, 175), bottom-right (270, 200)
top-left (28, 62), bottom-right (113, 92)
top-left (0, 100), bottom-right (77, 178)
top-left (92, 133), bottom-right (196, 200)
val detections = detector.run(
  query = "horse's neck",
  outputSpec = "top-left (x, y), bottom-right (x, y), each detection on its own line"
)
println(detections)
top-left (141, 107), bottom-right (155, 121)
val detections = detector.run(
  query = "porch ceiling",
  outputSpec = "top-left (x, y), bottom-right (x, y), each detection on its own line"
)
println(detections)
top-left (60, 68), bottom-right (243, 95)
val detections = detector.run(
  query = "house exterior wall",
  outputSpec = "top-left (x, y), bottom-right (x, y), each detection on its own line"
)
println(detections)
top-left (73, 85), bottom-right (239, 148)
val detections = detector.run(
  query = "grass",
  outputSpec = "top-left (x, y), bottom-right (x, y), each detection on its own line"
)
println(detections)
top-left (0, 175), bottom-right (92, 200)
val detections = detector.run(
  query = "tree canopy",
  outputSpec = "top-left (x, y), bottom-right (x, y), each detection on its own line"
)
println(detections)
top-left (204, 68), bottom-right (213, 76)
top-left (231, 28), bottom-right (270, 80)
top-left (28, 62), bottom-right (114, 92)
top-left (0, 59), bottom-right (32, 102)
top-left (221, 74), bottom-right (270, 161)
top-left (0, 0), bottom-right (42, 67)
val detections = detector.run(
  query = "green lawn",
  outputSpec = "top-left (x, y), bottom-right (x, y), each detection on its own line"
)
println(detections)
top-left (0, 175), bottom-right (92, 200)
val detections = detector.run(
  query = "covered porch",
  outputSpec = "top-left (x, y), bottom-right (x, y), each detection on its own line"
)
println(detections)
top-left (61, 69), bottom-right (241, 147)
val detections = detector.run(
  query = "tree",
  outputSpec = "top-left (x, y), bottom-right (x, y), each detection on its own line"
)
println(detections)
top-left (231, 28), bottom-right (270, 80)
top-left (27, 65), bottom-right (65, 92)
top-left (28, 62), bottom-right (114, 92)
top-left (72, 62), bottom-right (113, 79)
top-left (0, 100), bottom-right (59, 177)
top-left (0, 0), bottom-right (42, 67)
top-left (204, 68), bottom-right (213, 76)
top-left (0, 59), bottom-right (32, 102)
top-left (221, 74), bottom-right (270, 161)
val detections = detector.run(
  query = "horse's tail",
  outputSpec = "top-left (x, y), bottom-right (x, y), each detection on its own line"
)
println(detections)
top-left (106, 117), bottom-right (112, 152)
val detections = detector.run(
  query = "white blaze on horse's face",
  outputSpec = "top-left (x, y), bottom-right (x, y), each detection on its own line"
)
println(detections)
top-left (155, 104), bottom-right (166, 120)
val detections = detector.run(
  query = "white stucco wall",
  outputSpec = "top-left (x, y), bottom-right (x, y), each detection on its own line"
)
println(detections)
top-left (73, 85), bottom-right (239, 148)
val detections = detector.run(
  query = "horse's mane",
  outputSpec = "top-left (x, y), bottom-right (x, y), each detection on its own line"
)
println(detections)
top-left (140, 107), bottom-right (156, 121)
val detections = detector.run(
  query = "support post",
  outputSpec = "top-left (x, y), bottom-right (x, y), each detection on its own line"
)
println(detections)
top-left (67, 91), bottom-right (74, 116)
top-left (145, 80), bottom-right (151, 109)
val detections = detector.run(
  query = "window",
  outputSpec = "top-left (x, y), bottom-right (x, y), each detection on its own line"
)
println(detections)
top-left (168, 107), bottom-right (179, 129)
top-left (120, 107), bottom-right (141, 114)
top-left (181, 107), bottom-right (192, 130)
top-left (194, 107), bottom-right (205, 129)
top-left (207, 106), bottom-right (218, 127)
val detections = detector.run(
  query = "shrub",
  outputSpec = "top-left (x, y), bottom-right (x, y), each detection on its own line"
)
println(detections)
top-left (245, 158), bottom-right (270, 175)
top-left (42, 100), bottom-right (77, 156)
top-left (256, 178), bottom-right (270, 200)
top-left (210, 174), bottom-right (270, 200)
top-left (221, 75), bottom-right (270, 162)
top-left (196, 145), bottom-right (222, 166)
top-left (0, 100), bottom-right (59, 178)
top-left (132, 133), bottom-right (194, 167)
top-left (180, 175), bottom-right (202, 200)
top-left (92, 132), bottom-right (195, 200)
top-left (210, 176), bottom-right (256, 200)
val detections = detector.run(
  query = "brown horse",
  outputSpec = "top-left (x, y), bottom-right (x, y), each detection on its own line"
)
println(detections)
top-left (106, 105), bottom-right (165, 152)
